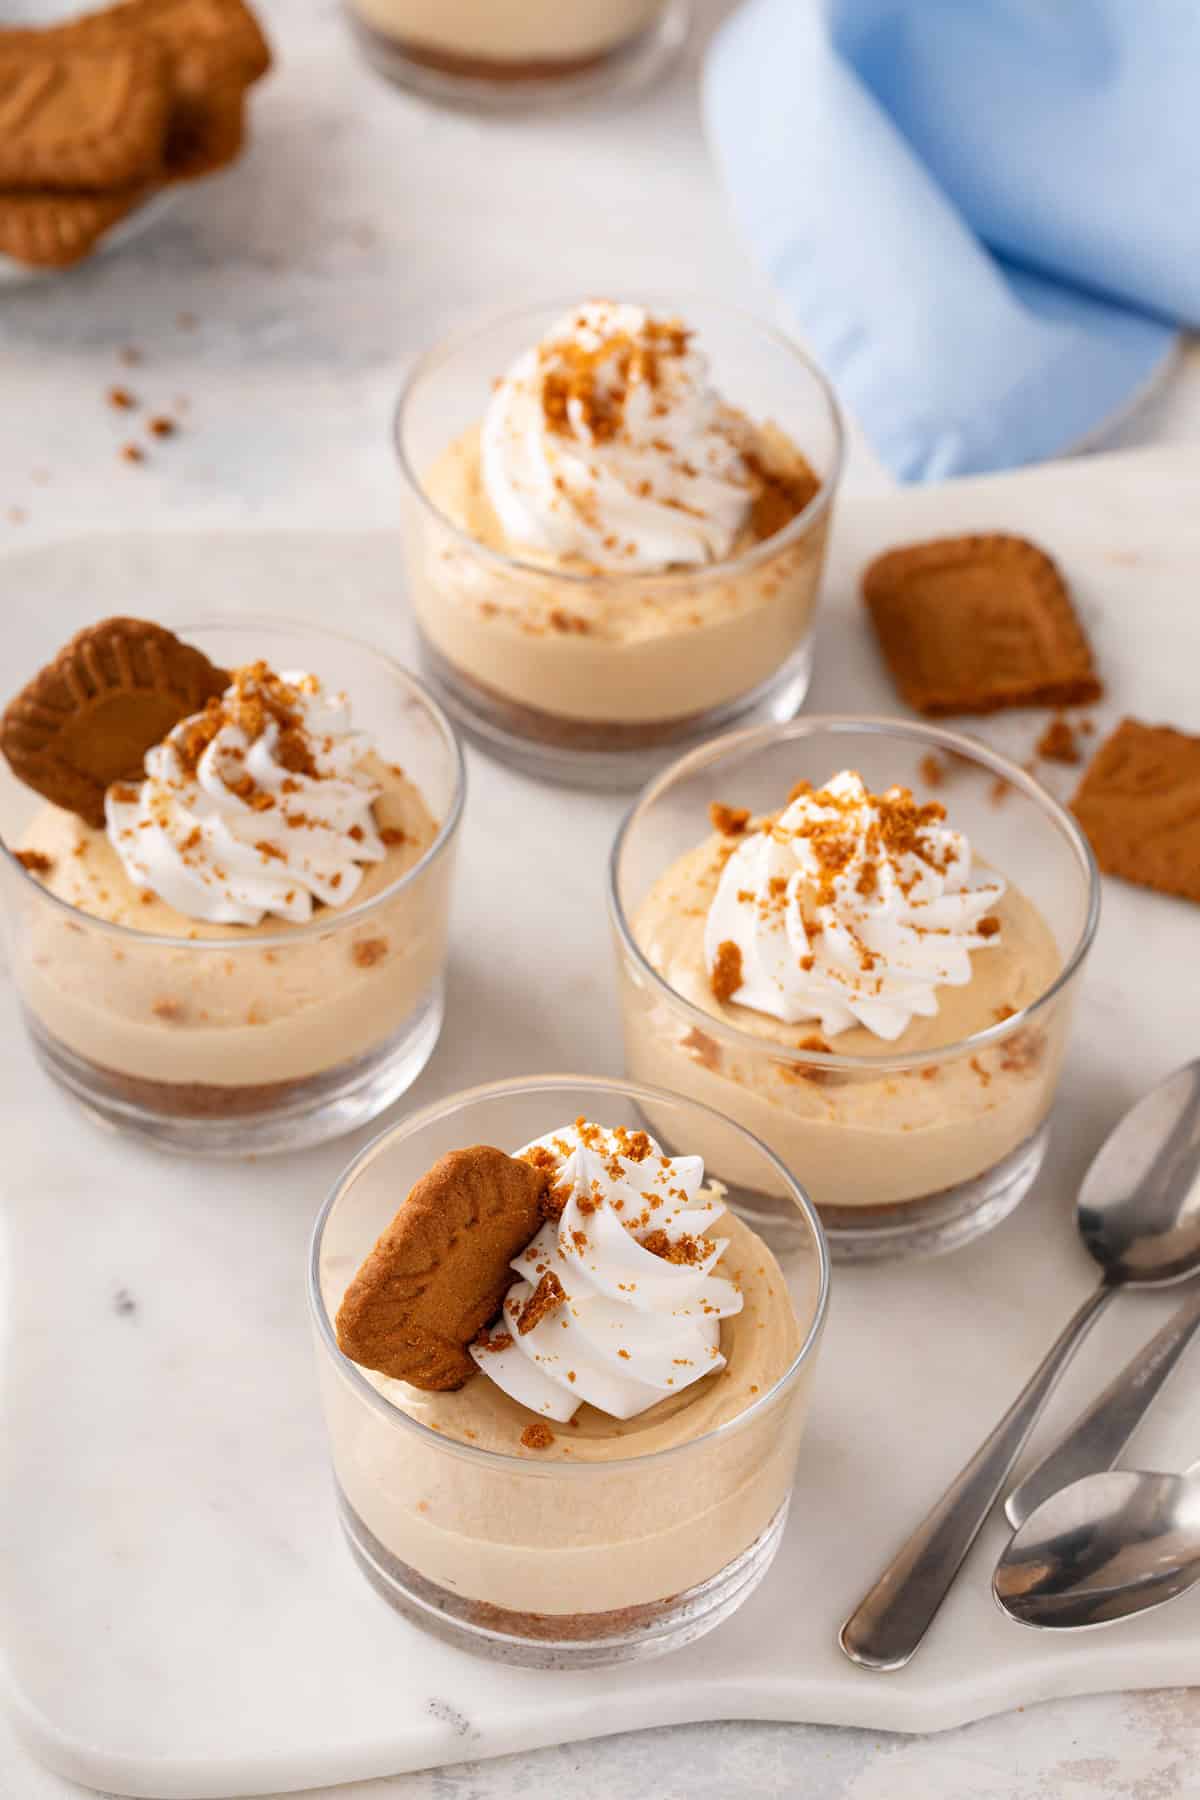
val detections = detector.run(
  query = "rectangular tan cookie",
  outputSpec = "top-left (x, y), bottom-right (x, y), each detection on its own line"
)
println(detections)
top-left (0, 42), bottom-right (169, 193)
top-left (862, 532), bottom-right (1102, 716)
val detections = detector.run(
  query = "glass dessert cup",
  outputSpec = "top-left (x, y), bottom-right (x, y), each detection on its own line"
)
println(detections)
top-left (394, 297), bottom-right (844, 791)
top-left (0, 618), bottom-right (465, 1158)
top-left (609, 719), bottom-right (1101, 1263)
top-left (344, 0), bottom-right (689, 111)
top-left (309, 1075), bottom-right (829, 1668)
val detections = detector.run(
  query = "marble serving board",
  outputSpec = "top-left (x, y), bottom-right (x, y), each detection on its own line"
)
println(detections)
top-left (2, 447), bottom-right (1199, 1800)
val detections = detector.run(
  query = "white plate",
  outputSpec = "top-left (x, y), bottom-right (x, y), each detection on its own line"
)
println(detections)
top-left (2, 453), bottom-right (1199, 1798)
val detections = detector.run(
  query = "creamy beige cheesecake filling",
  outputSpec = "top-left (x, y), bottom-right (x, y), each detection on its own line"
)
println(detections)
top-left (350, 0), bottom-right (667, 66)
top-left (322, 1214), bottom-right (821, 1615)
top-left (13, 756), bottom-right (445, 1088)
top-left (405, 301), bottom-right (828, 731)
top-left (625, 828), bottom-right (1065, 1211)
top-left (413, 422), bottom-right (825, 727)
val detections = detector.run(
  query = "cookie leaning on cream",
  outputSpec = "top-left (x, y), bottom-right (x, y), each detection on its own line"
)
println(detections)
top-left (335, 1121), bottom-right (799, 1454)
top-left (0, 616), bottom-right (443, 1120)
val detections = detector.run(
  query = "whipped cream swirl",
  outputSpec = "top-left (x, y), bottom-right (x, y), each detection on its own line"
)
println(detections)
top-left (105, 665), bottom-right (386, 926)
top-left (481, 300), bottom-right (754, 574)
top-left (704, 771), bottom-right (1005, 1041)
top-left (470, 1120), bottom-right (743, 1423)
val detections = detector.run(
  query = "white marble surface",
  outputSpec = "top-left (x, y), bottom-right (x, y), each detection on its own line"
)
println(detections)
top-left (1, 1), bottom-right (1199, 1794)
top-left (4, 468), bottom-right (1200, 1798)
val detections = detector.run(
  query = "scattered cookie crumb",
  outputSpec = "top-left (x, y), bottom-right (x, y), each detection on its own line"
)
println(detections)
top-left (517, 1271), bottom-right (566, 1336)
top-left (120, 444), bottom-right (145, 465)
top-left (1036, 715), bottom-right (1083, 765)
top-left (682, 1027), bottom-right (719, 1070)
top-left (151, 997), bottom-right (185, 1022)
top-left (710, 939), bottom-right (743, 1004)
top-left (7, 506), bottom-right (26, 525)
top-left (520, 1421), bottom-right (556, 1451)
top-left (14, 848), bottom-right (52, 874)
top-left (989, 776), bottom-right (1011, 805)
top-left (918, 752), bottom-right (947, 788)
top-left (709, 802), bottom-right (751, 836)
top-left (352, 937), bottom-right (388, 968)
top-left (147, 415), bottom-right (176, 439)
top-left (118, 347), bottom-right (143, 367)
top-left (108, 386), bottom-right (137, 411)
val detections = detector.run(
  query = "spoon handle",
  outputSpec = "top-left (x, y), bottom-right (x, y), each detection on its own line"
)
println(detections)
top-left (839, 1282), bottom-right (1115, 1671)
top-left (1004, 1287), bottom-right (1200, 1529)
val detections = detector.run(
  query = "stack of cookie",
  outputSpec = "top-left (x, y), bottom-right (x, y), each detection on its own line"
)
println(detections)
top-left (0, 0), bottom-right (270, 272)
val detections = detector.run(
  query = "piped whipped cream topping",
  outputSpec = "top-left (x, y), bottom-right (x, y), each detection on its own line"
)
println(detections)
top-left (480, 300), bottom-right (758, 574)
top-left (105, 663), bottom-right (389, 925)
top-left (470, 1120), bottom-right (743, 1423)
top-left (704, 771), bottom-right (1005, 1041)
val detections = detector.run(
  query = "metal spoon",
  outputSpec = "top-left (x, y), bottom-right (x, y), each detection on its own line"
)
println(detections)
top-left (1005, 1287), bottom-right (1200, 1529)
top-left (839, 1059), bottom-right (1200, 1672)
top-left (994, 1459), bottom-right (1200, 1629)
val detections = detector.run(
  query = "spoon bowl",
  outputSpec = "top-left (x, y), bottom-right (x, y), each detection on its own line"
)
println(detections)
top-left (1077, 1060), bottom-right (1200, 1285)
top-left (994, 1462), bottom-right (1200, 1629)
top-left (841, 1059), bottom-right (1200, 1671)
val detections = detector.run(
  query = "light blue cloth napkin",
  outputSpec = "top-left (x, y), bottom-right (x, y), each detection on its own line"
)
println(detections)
top-left (704, 0), bottom-right (1199, 481)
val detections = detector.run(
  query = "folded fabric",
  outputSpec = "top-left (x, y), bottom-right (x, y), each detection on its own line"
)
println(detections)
top-left (704, 0), bottom-right (1197, 481)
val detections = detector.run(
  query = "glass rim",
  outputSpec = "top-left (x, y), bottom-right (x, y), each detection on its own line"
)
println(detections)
top-left (607, 714), bottom-right (1102, 1075)
top-left (0, 613), bottom-right (467, 954)
top-left (391, 291), bottom-right (845, 590)
top-left (307, 1072), bottom-right (831, 1476)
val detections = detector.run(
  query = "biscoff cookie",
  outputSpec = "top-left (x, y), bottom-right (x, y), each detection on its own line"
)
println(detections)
top-left (863, 533), bottom-right (1102, 716)
top-left (335, 1147), bottom-right (548, 1391)
top-left (1071, 717), bottom-right (1200, 905)
top-left (0, 41), bottom-right (169, 193)
top-left (0, 0), bottom-right (269, 189)
top-left (0, 616), bottom-right (228, 827)
top-left (0, 0), bottom-right (270, 91)
top-left (0, 183), bottom-right (147, 268)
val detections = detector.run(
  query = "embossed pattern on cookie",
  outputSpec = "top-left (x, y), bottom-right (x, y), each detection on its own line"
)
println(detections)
top-left (0, 616), bottom-right (228, 827)
top-left (0, 184), bottom-right (147, 268)
top-left (1071, 717), bottom-right (1200, 905)
top-left (0, 42), bottom-right (170, 192)
top-left (863, 533), bottom-right (1102, 716)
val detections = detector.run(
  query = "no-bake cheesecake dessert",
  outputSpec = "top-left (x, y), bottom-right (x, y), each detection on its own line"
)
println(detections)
top-left (397, 298), bottom-right (840, 780)
top-left (315, 1109), bottom-right (826, 1663)
top-left (0, 617), bottom-right (461, 1151)
top-left (612, 724), bottom-right (1098, 1258)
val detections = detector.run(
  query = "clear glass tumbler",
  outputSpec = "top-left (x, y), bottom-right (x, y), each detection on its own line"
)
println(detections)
top-left (609, 719), bottom-right (1100, 1262)
top-left (309, 1075), bottom-right (829, 1668)
top-left (394, 296), bottom-right (843, 789)
top-left (344, 0), bottom-right (690, 111)
top-left (0, 618), bottom-right (465, 1156)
